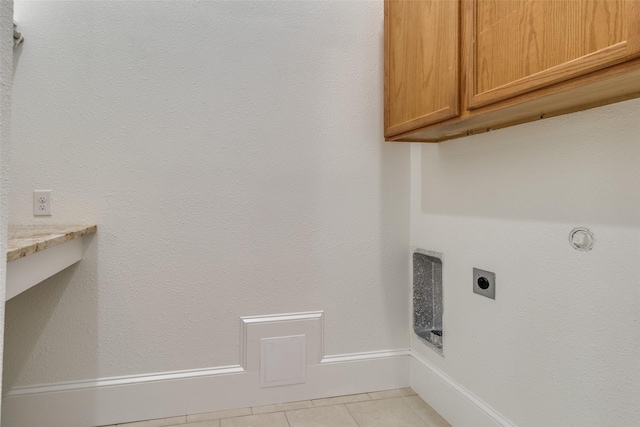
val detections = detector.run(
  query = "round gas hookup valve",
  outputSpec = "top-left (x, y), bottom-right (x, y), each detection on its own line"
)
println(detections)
top-left (569, 227), bottom-right (594, 251)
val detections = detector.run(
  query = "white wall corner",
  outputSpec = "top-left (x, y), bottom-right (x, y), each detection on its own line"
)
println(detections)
top-left (0, 0), bottom-right (15, 422)
top-left (410, 351), bottom-right (516, 427)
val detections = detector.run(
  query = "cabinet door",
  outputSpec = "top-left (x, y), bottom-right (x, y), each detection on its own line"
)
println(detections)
top-left (466, 0), bottom-right (640, 109)
top-left (385, 0), bottom-right (460, 138)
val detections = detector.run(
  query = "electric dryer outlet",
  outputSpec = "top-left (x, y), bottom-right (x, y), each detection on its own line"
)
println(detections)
top-left (473, 268), bottom-right (495, 299)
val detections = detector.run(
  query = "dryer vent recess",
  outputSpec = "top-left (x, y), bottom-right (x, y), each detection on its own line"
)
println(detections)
top-left (413, 250), bottom-right (443, 353)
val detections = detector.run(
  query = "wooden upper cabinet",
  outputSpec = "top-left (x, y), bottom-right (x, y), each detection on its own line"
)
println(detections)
top-left (385, 0), bottom-right (640, 142)
top-left (384, 0), bottom-right (460, 137)
top-left (466, 0), bottom-right (640, 109)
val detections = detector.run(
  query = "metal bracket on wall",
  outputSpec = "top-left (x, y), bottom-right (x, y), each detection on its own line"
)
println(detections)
top-left (13, 23), bottom-right (24, 48)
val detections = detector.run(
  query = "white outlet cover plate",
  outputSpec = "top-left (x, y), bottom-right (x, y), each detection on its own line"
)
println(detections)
top-left (33, 190), bottom-right (52, 216)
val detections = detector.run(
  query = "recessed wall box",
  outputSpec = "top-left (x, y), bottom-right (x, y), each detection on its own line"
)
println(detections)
top-left (413, 250), bottom-right (443, 352)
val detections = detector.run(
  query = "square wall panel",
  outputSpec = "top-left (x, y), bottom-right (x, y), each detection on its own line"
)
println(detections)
top-left (260, 335), bottom-right (306, 388)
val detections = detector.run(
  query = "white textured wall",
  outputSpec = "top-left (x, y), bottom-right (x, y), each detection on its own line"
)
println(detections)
top-left (411, 99), bottom-right (640, 426)
top-left (0, 0), bottom-right (14, 416)
top-left (5, 0), bottom-right (409, 389)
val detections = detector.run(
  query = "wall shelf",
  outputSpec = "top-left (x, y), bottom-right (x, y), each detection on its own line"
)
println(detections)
top-left (6, 225), bottom-right (97, 301)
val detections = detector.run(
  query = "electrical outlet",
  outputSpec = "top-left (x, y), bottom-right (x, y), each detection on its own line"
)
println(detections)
top-left (473, 268), bottom-right (495, 300)
top-left (33, 190), bottom-right (52, 216)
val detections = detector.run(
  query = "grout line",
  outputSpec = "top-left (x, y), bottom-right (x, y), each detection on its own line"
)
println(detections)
top-left (283, 410), bottom-right (291, 427)
top-left (344, 403), bottom-right (361, 427)
top-left (398, 397), bottom-right (427, 427)
top-left (113, 389), bottom-right (434, 427)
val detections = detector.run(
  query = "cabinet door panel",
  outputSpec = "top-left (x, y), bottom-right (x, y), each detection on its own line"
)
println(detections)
top-left (385, 0), bottom-right (459, 137)
top-left (467, 0), bottom-right (640, 109)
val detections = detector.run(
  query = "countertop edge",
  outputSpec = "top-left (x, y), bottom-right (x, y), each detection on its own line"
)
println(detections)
top-left (7, 225), bottom-right (98, 262)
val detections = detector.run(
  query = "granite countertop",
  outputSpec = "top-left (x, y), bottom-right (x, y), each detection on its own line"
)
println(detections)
top-left (7, 225), bottom-right (97, 262)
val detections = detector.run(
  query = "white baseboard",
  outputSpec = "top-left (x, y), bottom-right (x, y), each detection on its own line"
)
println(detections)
top-left (2, 350), bottom-right (410, 427)
top-left (3, 305), bottom-right (514, 427)
top-left (410, 350), bottom-right (516, 427)
top-left (3, 349), bottom-right (518, 427)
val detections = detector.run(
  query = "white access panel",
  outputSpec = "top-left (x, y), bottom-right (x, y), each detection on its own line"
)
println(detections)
top-left (260, 335), bottom-right (306, 388)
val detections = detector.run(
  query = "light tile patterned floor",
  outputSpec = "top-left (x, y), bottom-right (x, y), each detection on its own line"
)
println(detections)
top-left (109, 388), bottom-right (451, 427)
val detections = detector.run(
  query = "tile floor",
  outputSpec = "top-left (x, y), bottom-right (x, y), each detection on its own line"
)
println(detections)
top-left (108, 388), bottom-right (451, 427)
